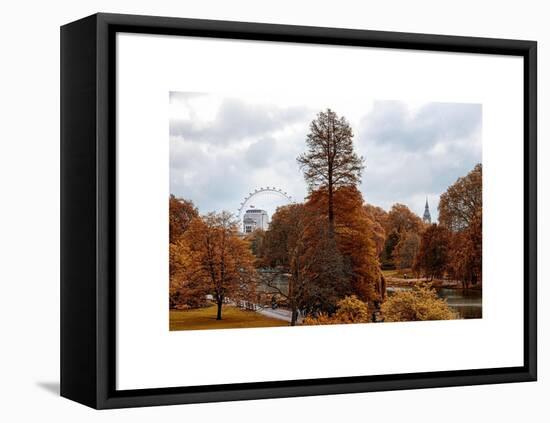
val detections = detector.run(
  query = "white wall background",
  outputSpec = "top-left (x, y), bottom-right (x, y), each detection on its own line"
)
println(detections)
top-left (0, 0), bottom-right (546, 421)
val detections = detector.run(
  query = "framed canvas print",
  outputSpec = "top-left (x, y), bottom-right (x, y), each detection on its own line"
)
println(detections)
top-left (60, 13), bottom-right (537, 409)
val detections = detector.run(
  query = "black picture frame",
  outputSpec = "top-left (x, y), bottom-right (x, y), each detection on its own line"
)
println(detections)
top-left (60, 12), bottom-right (537, 409)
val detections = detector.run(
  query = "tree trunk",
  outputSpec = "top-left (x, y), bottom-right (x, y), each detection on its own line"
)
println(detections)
top-left (289, 280), bottom-right (298, 326)
top-left (380, 275), bottom-right (387, 299)
top-left (327, 124), bottom-right (334, 236)
top-left (290, 308), bottom-right (298, 326)
top-left (216, 300), bottom-right (223, 320)
top-left (328, 179), bottom-right (334, 236)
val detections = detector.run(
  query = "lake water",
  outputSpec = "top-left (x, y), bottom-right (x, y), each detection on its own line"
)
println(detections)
top-left (258, 269), bottom-right (482, 319)
top-left (386, 286), bottom-right (482, 319)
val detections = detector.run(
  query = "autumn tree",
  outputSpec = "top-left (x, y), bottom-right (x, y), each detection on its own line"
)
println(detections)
top-left (446, 214), bottom-right (482, 287)
top-left (182, 211), bottom-right (257, 320)
top-left (386, 203), bottom-right (423, 235)
top-left (261, 204), bottom-right (350, 324)
top-left (307, 186), bottom-right (384, 304)
top-left (364, 204), bottom-right (389, 231)
top-left (439, 164), bottom-right (482, 232)
top-left (169, 196), bottom-right (199, 308)
top-left (300, 225), bottom-right (351, 315)
top-left (169, 195), bottom-right (198, 243)
top-left (169, 240), bottom-right (207, 308)
top-left (364, 204), bottom-right (388, 255)
top-left (381, 204), bottom-right (423, 268)
top-left (439, 164), bottom-right (482, 287)
top-left (381, 229), bottom-right (400, 269)
top-left (381, 285), bottom-right (457, 322)
top-left (394, 231), bottom-right (421, 270)
top-left (413, 224), bottom-right (450, 280)
top-left (260, 204), bottom-right (311, 325)
top-left (297, 109), bottom-right (364, 235)
top-left (261, 204), bottom-right (306, 269)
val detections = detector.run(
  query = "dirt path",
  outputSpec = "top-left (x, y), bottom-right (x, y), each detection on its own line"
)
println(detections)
top-left (255, 307), bottom-right (303, 324)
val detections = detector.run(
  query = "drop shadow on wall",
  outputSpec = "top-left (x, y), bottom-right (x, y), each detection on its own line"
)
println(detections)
top-left (36, 381), bottom-right (60, 396)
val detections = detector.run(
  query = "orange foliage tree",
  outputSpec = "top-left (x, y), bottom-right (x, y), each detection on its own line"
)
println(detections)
top-left (394, 231), bottom-right (421, 270)
top-left (439, 164), bottom-right (482, 232)
top-left (169, 195), bottom-right (198, 244)
top-left (306, 186), bottom-right (384, 304)
top-left (261, 203), bottom-right (350, 323)
top-left (169, 196), bottom-right (199, 308)
top-left (386, 203), bottom-right (424, 235)
top-left (446, 214), bottom-right (482, 287)
top-left (181, 211), bottom-right (257, 320)
top-left (439, 164), bottom-right (482, 287)
top-left (381, 203), bottom-right (424, 269)
top-left (364, 204), bottom-right (388, 256)
top-left (413, 224), bottom-right (450, 280)
top-left (169, 239), bottom-right (207, 308)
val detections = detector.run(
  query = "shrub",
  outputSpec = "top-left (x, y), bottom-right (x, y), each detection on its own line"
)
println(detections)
top-left (303, 295), bottom-right (370, 325)
top-left (333, 295), bottom-right (370, 323)
top-left (381, 285), bottom-right (458, 322)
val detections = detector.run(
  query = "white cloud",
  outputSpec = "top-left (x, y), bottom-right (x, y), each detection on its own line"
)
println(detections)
top-left (170, 93), bottom-right (481, 222)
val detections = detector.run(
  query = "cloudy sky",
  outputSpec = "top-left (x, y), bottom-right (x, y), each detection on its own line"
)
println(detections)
top-left (169, 92), bottom-right (481, 222)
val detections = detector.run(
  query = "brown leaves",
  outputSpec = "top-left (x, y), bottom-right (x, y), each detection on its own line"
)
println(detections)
top-left (306, 186), bottom-right (383, 303)
top-left (413, 224), bottom-right (451, 280)
top-left (169, 195), bottom-right (198, 244)
top-left (169, 196), bottom-right (202, 308)
top-left (386, 203), bottom-right (424, 235)
top-left (169, 208), bottom-right (258, 313)
top-left (446, 214), bottom-right (482, 287)
top-left (394, 232), bottom-right (421, 270)
top-left (439, 164), bottom-right (482, 287)
top-left (364, 204), bottom-right (388, 255)
top-left (439, 163), bottom-right (482, 232)
top-left (183, 212), bottom-right (257, 302)
top-left (262, 202), bottom-right (351, 315)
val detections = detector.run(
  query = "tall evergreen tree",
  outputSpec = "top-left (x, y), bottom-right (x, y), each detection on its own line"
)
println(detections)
top-left (297, 109), bottom-right (364, 235)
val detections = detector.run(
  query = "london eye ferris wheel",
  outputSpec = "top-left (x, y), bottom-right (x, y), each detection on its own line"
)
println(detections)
top-left (237, 187), bottom-right (294, 231)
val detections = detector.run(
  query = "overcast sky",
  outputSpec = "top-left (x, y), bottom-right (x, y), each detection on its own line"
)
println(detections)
top-left (169, 92), bottom-right (481, 222)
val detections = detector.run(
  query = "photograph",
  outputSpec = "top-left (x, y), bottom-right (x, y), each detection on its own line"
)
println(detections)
top-left (168, 92), bottom-right (483, 331)
top-left (0, 0), bottom-right (541, 417)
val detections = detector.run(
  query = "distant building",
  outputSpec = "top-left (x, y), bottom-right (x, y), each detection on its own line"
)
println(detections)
top-left (423, 198), bottom-right (432, 224)
top-left (243, 206), bottom-right (269, 233)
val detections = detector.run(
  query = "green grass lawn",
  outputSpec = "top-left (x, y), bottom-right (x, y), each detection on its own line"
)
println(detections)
top-left (170, 304), bottom-right (289, 331)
